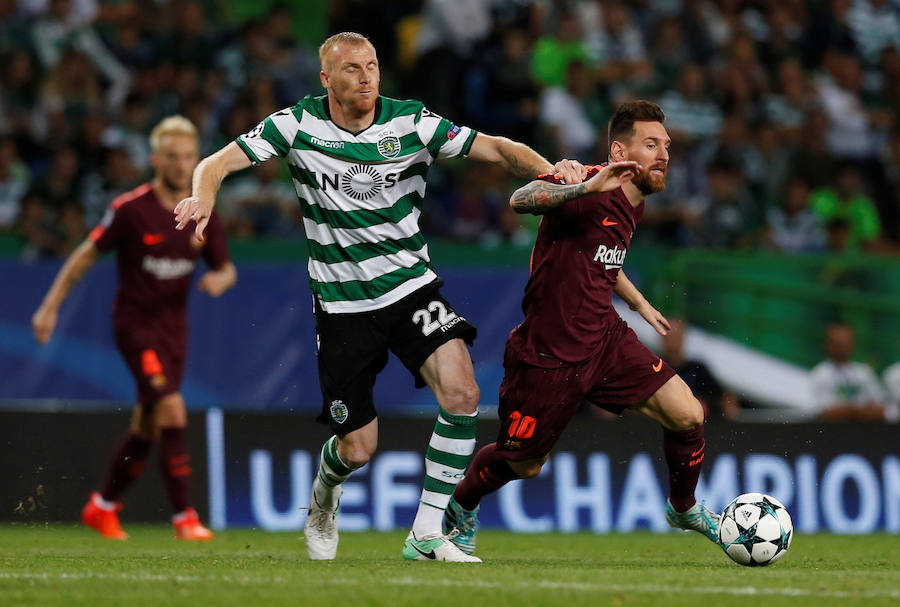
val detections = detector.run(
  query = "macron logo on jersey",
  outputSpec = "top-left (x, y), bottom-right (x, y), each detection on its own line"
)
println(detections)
top-left (593, 244), bottom-right (627, 270)
top-left (310, 136), bottom-right (345, 149)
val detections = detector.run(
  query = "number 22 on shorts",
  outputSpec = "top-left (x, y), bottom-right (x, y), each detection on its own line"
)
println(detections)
top-left (412, 300), bottom-right (458, 336)
top-left (507, 410), bottom-right (536, 439)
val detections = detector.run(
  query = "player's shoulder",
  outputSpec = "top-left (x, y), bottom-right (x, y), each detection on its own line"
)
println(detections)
top-left (285, 94), bottom-right (328, 122)
top-left (379, 96), bottom-right (428, 120)
top-left (110, 183), bottom-right (154, 212)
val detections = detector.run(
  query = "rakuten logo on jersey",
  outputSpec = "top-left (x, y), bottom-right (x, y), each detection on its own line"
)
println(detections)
top-left (142, 256), bottom-right (195, 280)
top-left (593, 244), bottom-right (627, 270)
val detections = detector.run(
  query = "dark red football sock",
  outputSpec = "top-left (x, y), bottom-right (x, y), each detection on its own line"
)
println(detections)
top-left (159, 427), bottom-right (192, 513)
top-left (453, 443), bottom-right (520, 511)
top-left (664, 424), bottom-right (706, 512)
top-left (100, 432), bottom-right (153, 502)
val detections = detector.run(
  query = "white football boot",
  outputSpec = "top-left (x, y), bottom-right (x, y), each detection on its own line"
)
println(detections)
top-left (304, 481), bottom-right (342, 560)
top-left (401, 530), bottom-right (482, 563)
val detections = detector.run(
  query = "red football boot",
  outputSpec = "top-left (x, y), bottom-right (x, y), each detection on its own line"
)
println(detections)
top-left (81, 492), bottom-right (128, 540)
top-left (173, 508), bottom-right (214, 541)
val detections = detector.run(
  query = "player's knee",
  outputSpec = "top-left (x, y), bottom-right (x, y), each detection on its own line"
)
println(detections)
top-left (672, 396), bottom-right (705, 430)
top-left (441, 382), bottom-right (480, 415)
top-left (341, 446), bottom-right (372, 469)
top-left (509, 458), bottom-right (545, 479)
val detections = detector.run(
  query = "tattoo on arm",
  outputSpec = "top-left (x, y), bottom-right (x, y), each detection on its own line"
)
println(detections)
top-left (510, 180), bottom-right (587, 214)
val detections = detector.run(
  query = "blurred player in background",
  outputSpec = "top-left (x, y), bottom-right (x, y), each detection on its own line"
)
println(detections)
top-left (174, 32), bottom-right (581, 562)
top-left (32, 116), bottom-right (236, 540)
top-left (443, 101), bottom-right (721, 557)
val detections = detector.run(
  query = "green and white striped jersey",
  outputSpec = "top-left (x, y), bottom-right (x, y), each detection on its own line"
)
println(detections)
top-left (235, 94), bottom-right (478, 313)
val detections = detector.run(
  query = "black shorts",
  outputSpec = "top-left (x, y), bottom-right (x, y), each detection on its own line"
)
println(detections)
top-left (314, 282), bottom-right (477, 434)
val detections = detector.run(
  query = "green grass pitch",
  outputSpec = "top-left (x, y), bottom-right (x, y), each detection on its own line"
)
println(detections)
top-left (1, 524), bottom-right (897, 607)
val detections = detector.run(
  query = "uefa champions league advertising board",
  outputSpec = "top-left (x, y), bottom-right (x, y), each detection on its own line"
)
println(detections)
top-left (204, 412), bottom-right (899, 535)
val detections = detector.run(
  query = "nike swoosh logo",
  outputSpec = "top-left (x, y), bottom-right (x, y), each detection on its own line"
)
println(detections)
top-left (691, 441), bottom-right (706, 458)
top-left (412, 544), bottom-right (436, 560)
top-left (602, 217), bottom-right (617, 226)
top-left (652, 358), bottom-right (663, 373)
top-left (143, 233), bottom-right (165, 245)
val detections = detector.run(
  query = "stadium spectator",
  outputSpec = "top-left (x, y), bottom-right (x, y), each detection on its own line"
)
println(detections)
top-left (531, 9), bottom-right (591, 87)
top-left (661, 318), bottom-right (740, 420)
top-left (815, 49), bottom-right (879, 161)
top-left (657, 62), bottom-right (723, 144)
top-left (16, 189), bottom-right (61, 260)
top-left (174, 31), bottom-right (578, 563)
top-left (0, 135), bottom-right (30, 231)
top-left (647, 16), bottom-right (691, 94)
top-left (582, 0), bottom-right (653, 98)
top-left (846, 0), bottom-right (900, 66)
top-left (766, 177), bottom-right (826, 253)
top-left (689, 154), bottom-right (761, 249)
top-left (462, 26), bottom-right (541, 146)
top-left (763, 58), bottom-right (814, 141)
top-left (882, 341), bottom-right (900, 422)
top-left (444, 101), bottom-right (722, 559)
top-left (809, 164), bottom-right (882, 250)
top-left (810, 323), bottom-right (889, 421)
top-left (538, 59), bottom-right (602, 162)
top-left (31, 116), bottom-right (236, 541)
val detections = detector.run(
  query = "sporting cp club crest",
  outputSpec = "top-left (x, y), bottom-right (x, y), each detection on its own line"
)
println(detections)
top-left (377, 135), bottom-right (401, 158)
top-left (330, 400), bottom-right (348, 424)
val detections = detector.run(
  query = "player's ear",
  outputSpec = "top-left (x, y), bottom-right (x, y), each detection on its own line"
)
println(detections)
top-left (610, 141), bottom-right (625, 161)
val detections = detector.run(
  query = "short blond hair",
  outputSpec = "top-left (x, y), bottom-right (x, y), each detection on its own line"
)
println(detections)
top-left (318, 31), bottom-right (373, 69)
top-left (149, 115), bottom-right (198, 152)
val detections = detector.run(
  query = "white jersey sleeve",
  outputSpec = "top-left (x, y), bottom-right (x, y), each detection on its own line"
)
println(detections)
top-left (236, 108), bottom-right (302, 166)
top-left (414, 106), bottom-right (477, 160)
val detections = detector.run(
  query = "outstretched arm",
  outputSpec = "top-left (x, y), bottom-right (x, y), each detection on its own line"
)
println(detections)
top-left (615, 271), bottom-right (670, 336)
top-left (32, 240), bottom-right (101, 344)
top-left (510, 161), bottom-right (641, 215)
top-left (174, 142), bottom-right (252, 239)
top-left (467, 133), bottom-right (554, 179)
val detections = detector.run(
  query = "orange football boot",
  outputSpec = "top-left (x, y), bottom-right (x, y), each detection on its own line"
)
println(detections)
top-left (173, 508), bottom-right (214, 541)
top-left (81, 492), bottom-right (128, 540)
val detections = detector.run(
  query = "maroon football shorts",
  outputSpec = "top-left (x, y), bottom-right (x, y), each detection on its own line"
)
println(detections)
top-left (494, 318), bottom-right (676, 461)
top-left (114, 322), bottom-right (186, 407)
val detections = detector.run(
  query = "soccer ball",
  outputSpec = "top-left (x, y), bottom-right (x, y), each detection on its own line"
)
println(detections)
top-left (718, 493), bottom-right (793, 566)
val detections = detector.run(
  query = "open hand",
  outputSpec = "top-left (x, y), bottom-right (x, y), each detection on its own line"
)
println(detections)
top-left (174, 196), bottom-right (211, 241)
top-left (585, 161), bottom-right (642, 193)
top-left (552, 159), bottom-right (588, 184)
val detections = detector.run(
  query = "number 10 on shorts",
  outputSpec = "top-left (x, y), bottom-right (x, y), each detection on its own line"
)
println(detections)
top-left (507, 410), bottom-right (536, 439)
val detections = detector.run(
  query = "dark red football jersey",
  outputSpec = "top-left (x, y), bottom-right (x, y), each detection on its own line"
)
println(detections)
top-left (89, 183), bottom-right (229, 323)
top-left (507, 166), bottom-right (645, 367)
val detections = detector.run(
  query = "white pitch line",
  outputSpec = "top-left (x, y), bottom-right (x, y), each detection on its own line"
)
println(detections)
top-left (385, 576), bottom-right (900, 600)
top-left (2, 571), bottom-right (898, 600)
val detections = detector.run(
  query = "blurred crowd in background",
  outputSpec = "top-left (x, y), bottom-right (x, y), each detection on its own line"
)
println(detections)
top-left (2, 0), bottom-right (900, 259)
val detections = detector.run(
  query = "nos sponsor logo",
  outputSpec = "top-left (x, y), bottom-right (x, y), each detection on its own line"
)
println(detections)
top-left (593, 244), bottom-right (627, 270)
